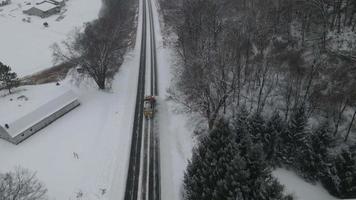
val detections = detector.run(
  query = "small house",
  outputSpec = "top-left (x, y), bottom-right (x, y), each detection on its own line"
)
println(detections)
top-left (0, 0), bottom-right (11, 7)
top-left (0, 90), bottom-right (80, 145)
top-left (23, 2), bottom-right (61, 18)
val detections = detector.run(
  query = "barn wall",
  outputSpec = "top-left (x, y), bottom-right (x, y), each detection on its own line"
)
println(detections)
top-left (23, 8), bottom-right (44, 17)
top-left (43, 7), bottom-right (60, 18)
top-left (12, 100), bottom-right (80, 145)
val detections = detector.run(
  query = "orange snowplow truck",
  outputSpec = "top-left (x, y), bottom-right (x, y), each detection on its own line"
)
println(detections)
top-left (143, 96), bottom-right (156, 119)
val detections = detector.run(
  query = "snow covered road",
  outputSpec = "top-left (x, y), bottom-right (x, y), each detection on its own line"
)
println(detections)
top-left (123, 0), bottom-right (160, 199)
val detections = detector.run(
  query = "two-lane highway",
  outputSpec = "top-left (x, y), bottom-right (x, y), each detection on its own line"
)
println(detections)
top-left (124, 0), bottom-right (160, 199)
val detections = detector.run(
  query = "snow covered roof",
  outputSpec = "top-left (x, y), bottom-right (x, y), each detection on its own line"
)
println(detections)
top-left (1, 89), bottom-right (79, 138)
top-left (49, 0), bottom-right (64, 3)
top-left (34, 2), bottom-right (58, 12)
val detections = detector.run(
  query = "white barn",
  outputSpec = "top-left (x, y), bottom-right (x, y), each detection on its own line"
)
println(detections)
top-left (0, 90), bottom-right (80, 144)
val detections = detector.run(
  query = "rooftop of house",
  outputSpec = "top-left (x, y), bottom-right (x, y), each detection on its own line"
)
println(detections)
top-left (33, 2), bottom-right (59, 12)
top-left (0, 84), bottom-right (79, 138)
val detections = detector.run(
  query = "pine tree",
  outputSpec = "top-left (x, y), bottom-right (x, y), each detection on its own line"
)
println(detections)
top-left (289, 106), bottom-right (309, 148)
top-left (335, 149), bottom-right (356, 198)
top-left (230, 106), bottom-right (249, 135)
top-left (264, 111), bottom-right (285, 165)
top-left (183, 121), bottom-right (240, 200)
top-left (322, 148), bottom-right (356, 198)
top-left (287, 105), bottom-right (311, 170)
top-left (312, 121), bottom-right (334, 178)
top-left (247, 112), bottom-right (265, 143)
top-left (236, 132), bottom-right (290, 200)
top-left (0, 62), bottom-right (19, 94)
top-left (183, 120), bottom-right (291, 200)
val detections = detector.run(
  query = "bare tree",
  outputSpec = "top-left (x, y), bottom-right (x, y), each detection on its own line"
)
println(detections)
top-left (52, 0), bottom-right (133, 90)
top-left (0, 167), bottom-right (47, 200)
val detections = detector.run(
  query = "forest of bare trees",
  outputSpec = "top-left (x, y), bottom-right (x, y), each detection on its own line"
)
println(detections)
top-left (167, 0), bottom-right (356, 140)
top-left (160, 0), bottom-right (356, 199)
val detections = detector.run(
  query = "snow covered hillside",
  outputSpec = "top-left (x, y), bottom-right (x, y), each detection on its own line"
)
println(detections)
top-left (0, 0), bottom-right (102, 76)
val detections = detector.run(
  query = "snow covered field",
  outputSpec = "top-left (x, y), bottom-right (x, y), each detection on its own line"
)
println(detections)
top-left (0, 41), bottom-right (141, 200)
top-left (0, 0), bottom-right (102, 76)
top-left (0, 0), bottom-right (137, 198)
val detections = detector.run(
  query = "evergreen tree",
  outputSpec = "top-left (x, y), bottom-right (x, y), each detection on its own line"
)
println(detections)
top-left (278, 129), bottom-right (294, 165)
top-left (183, 122), bottom-right (241, 200)
top-left (264, 111), bottom-right (285, 165)
top-left (322, 148), bottom-right (356, 198)
top-left (247, 112), bottom-right (265, 143)
top-left (312, 121), bottom-right (334, 178)
top-left (289, 106), bottom-right (309, 148)
top-left (183, 121), bottom-right (291, 200)
top-left (287, 105), bottom-right (311, 168)
top-left (334, 149), bottom-right (356, 198)
top-left (236, 131), bottom-right (290, 200)
top-left (230, 106), bottom-right (249, 135)
top-left (0, 62), bottom-right (19, 94)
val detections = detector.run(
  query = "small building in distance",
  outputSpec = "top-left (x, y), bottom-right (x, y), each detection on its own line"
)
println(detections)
top-left (36, 0), bottom-right (65, 7)
top-left (0, 0), bottom-right (11, 7)
top-left (0, 90), bottom-right (80, 145)
top-left (23, 2), bottom-right (61, 18)
top-left (48, 0), bottom-right (65, 7)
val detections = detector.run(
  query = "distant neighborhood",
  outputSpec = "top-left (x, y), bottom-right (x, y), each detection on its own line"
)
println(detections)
top-left (23, 0), bottom-right (65, 18)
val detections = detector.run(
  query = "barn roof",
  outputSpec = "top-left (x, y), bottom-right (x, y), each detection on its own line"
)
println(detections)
top-left (34, 2), bottom-right (58, 12)
top-left (1, 90), bottom-right (79, 138)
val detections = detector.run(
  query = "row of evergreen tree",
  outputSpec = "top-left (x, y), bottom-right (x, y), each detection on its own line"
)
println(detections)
top-left (184, 120), bottom-right (293, 200)
top-left (184, 106), bottom-right (356, 199)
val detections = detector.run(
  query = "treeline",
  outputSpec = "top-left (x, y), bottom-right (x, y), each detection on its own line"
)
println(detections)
top-left (184, 109), bottom-right (356, 199)
top-left (52, 0), bottom-right (137, 89)
top-left (184, 118), bottom-right (293, 200)
top-left (158, 0), bottom-right (356, 198)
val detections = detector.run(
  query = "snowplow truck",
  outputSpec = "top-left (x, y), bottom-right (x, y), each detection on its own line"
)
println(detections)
top-left (143, 96), bottom-right (156, 119)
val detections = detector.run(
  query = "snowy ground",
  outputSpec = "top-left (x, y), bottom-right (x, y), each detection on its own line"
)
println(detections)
top-left (151, 0), bottom-right (194, 199)
top-left (0, 0), bottom-right (139, 198)
top-left (0, 0), bottom-right (101, 76)
top-left (0, 37), bottom-right (141, 200)
top-left (273, 168), bottom-right (348, 200)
